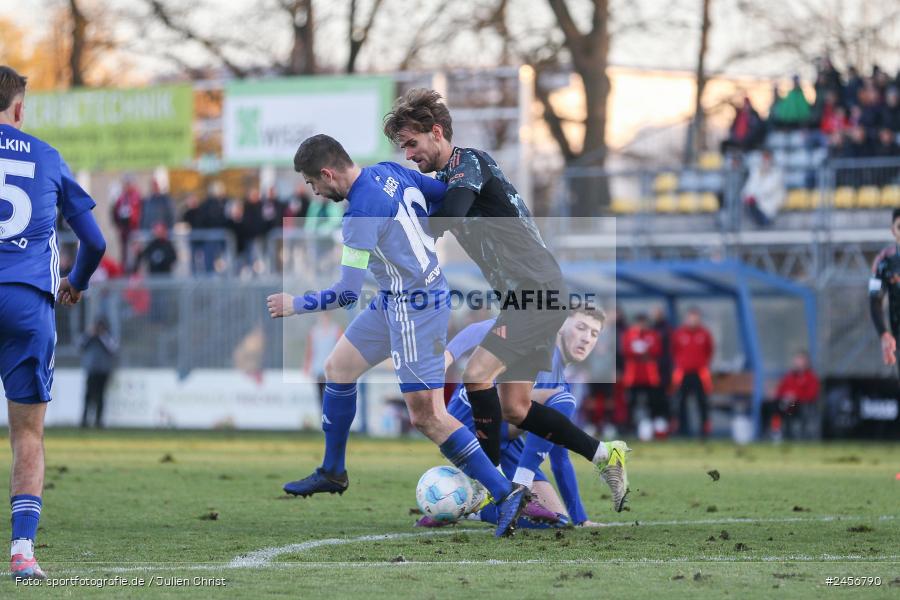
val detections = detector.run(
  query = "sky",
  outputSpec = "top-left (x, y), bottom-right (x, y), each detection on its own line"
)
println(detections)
top-left (7, 0), bottom-right (893, 83)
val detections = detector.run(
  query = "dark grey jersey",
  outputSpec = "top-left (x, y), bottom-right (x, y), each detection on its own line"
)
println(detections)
top-left (435, 147), bottom-right (561, 291)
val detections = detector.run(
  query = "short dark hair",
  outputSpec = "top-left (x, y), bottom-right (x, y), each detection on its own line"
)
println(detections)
top-left (892, 207), bottom-right (900, 224)
top-left (572, 304), bottom-right (606, 326)
top-left (383, 88), bottom-right (453, 143)
top-left (293, 134), bottom-right (353, 176)
top-left (0, 66), bottom-right (27, 112)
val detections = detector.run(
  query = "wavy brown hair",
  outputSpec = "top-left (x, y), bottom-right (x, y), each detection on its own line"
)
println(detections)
top-left (383, 88), bottom-right (453, 143)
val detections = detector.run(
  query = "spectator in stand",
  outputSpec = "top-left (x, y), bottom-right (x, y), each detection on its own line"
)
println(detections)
top-left (766, 350), bottom-right (820, 440)
top-left (285, 181), bottom-right (312, 225)
top-left (262, 186), bottom-right (283, 231)
top-left (230, 186), bottom-right (269, 276)
top-left (136, 222), bottom-right (177, 276)
top-left (771, 76), bottom-right (812, 129)
top-left (814, 56), bottom-right (842, 98)
top-left (671, 307), bottom-right (714, 438)
top-left (197, 181), bottom-right (230, 273)
top-left (111, 176), bottom-right (142, 266)
top-left (843, 66), bottom-right (863, 108)
top-left (180, 192), bottom-right (206, 274)
top-left (820, 102), bottom-right (850, 138)
top-left (873, 128), bottom-right (900, 157)
top-left (872, 65), bottom-right (890, 96)
top-left (136, 223), bottom-right (178, 323)
top-left (139, 179), bottom-right (175, 232)
top-left (621, 313), bottom-right (664, 439)
top-left (879, 87), bottom-right (900, 132)
top-left (79, 318), bottom-right (118, 429)
top-left (303, 191), bottom-right (343, 275)
top-left (857, 81), bottom-right (883, 133)
top-left (847, 125), bottom-right (872, 159)
top-left (741, 150), bottom-right (785, 227)
top-left (721, 96), bottom-right (763, 152)
top-left (651, 306), bottom-right (672, 436)
top-left (872, 128), bottom-right (900, 186)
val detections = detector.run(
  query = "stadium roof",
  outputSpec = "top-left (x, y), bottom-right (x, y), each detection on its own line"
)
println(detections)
top-left (443, 258), bottom-right (817, 439)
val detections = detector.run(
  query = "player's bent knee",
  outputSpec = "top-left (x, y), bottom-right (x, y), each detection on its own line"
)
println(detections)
top-left (324, 353), bottom-right (354, 383)
top-left (501, 402), bottom-right (529, 426)
top-left (462, 362), bottom-right (492, 384)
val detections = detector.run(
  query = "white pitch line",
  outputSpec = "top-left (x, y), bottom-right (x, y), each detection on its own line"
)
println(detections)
top-left (229, 528), bottom-right (489, 568)
top-left (33, 514), bottom-right (900, 575)
top-left (44, 554), bottom-right (900, 577)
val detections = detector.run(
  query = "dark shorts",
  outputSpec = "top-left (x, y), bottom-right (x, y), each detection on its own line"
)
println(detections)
top-left (0, 283), bottom-right (56, 403)
top-left (480, 279), bottom-right (569, 383)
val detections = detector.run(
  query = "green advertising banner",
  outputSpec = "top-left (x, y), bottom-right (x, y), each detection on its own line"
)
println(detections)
top-left (24, 84), bottom-right (194, 171)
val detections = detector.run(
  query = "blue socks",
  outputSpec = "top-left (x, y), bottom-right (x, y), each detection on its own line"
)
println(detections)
top-left (320, 382), bottom-right (357, 474)
top-left (11, 495), bottom-right (41, 543)
top-left (549, 445), bottom-right (588, 524)
top-left (474, 504), bottom-right (553, 529)
top-left (439, 427), bottom-right (512, 502)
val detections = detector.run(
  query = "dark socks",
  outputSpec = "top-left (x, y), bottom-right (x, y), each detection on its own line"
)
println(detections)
top-left (518, 401), bottom-right (601, 462)
top-left (465, 386), bottom-right (503, 465)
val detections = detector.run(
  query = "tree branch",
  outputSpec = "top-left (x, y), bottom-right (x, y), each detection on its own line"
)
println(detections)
top-left (145, 0), bottom-right (249, 77)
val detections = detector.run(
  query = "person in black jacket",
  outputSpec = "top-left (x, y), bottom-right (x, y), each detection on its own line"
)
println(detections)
top-left (80, 318), bottom-right (118, 428)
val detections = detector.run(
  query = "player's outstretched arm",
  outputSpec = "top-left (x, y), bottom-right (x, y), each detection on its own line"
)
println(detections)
top-left (267, 264), bottom-right (367, 319)
top-left (59, 210), bottom-right (107, 306)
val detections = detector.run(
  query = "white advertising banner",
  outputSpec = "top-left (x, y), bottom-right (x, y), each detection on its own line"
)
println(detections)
top-left (223, 75), bottom-right (394, 166)
top-left (0, 369), bottom-right (404, 436)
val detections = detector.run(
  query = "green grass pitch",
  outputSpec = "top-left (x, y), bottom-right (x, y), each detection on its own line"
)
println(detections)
top-left (0, 429), bottom-right (898, 598)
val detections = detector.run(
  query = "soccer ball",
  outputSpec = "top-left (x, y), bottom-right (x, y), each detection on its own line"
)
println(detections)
top-left (415, 466), bottom-right (474, 523)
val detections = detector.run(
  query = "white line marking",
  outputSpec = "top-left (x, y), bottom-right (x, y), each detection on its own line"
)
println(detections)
top-left (32, 514), bottom-right (900, 575)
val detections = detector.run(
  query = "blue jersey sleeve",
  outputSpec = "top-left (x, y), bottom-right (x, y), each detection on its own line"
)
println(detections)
top-left (57, 156), bottom-right (96, 220)
top-left (292, 264), bottom-right (366, 314)
top-left (408, 169), bottom-right (447, 208)
top-left (66, 211), bottom-right (106, 291)
top-left (446, 319), bottom-right (496, 361)
top-left (534, 347), bottom-right (567, 390)
top-left (341, 208), bottom-right (382, 252)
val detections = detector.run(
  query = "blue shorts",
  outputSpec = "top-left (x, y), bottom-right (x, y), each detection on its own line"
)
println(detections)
top-left (345, 294), bottom-right (449, 393)
top-left (0, 284), bottom-right (55, 403)
top-left (446, 388), bottom-right (547, 483)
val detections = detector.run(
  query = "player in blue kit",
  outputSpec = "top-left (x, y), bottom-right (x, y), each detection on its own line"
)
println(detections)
top-left (418, 305), bottom-right (605, 529)
top-left (267, 135), bottom-right (529, 537)
top-left (0, 66), bottom-right (106, 579)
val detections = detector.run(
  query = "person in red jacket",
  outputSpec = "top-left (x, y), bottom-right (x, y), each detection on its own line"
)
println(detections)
top-left (768, 350), bottom-right (820, 440)
top-left (621, 313), bottom-right (663, 438)
top-left (111, 177), bottom-right (142, 268)
top-left (671, 307), bottom-right (715, 438)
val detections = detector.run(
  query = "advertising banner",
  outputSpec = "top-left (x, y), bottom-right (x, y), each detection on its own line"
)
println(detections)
top-left (25, 84), bottom-right (194, 170)
top-left (224, 75), bottom-right (394, 166)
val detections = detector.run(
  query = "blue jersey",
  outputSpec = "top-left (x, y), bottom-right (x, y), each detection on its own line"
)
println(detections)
top-left (343, 162), bottom-right (447, 299)
top-left (0, 124), bottom-right (95, 296)
top-left (533, 347), bottom-right (571, 395)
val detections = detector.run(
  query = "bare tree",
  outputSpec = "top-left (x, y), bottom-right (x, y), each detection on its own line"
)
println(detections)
top-left (282, 0), bottom-right (316, 75)
top-left (143, 0), bottom-right (251, 77)
top-left (684, 0), bottom-right (712, 165)
top-left (346, 0), bottom-right (385, 73)
top-left (68, 0), bottom-right (88, 87)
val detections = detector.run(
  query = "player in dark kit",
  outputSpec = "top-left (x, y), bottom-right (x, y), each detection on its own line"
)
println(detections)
top-left (868, 207), bottom-right (900, 377)
top-left (383, 89), bottom-right (630, 514)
